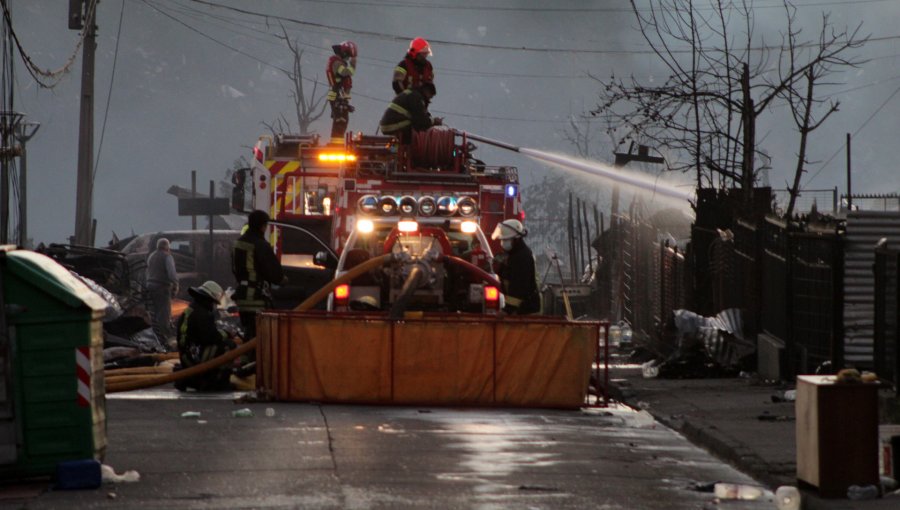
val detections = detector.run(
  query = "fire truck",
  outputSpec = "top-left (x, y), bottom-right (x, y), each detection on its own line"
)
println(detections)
top-left (231, 128), bottom-right (523, 313)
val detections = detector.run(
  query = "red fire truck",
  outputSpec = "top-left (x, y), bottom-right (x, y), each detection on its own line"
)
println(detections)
top-left (231, 128), bottom-right (523, 312)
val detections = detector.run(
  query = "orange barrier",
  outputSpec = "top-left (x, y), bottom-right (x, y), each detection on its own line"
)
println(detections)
top-left (257, 312), bottom-right (599, 409)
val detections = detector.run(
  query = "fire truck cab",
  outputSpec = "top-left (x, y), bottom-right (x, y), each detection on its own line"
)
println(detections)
top-left (231, 128), bottom-right (522, 310)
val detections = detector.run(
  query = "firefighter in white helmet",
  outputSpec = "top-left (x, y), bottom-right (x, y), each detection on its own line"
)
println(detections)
top-left (491, 219), bottom-right (541, 315)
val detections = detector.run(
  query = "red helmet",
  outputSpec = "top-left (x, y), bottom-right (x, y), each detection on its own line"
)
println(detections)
top-left (408, 37), bottom-right (432, 58)
top-left (339, 40), bottom-right (358, 58)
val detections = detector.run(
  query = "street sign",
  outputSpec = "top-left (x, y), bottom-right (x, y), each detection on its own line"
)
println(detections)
top-left (178, 197), bottom-right (229, 216)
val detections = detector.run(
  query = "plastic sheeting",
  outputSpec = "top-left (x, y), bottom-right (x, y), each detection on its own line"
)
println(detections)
top-left (257, 312), bottom-right (598, 409)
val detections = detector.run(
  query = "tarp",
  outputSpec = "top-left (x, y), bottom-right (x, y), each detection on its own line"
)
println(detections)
top-left (257, 312), bottom-right (598, 409)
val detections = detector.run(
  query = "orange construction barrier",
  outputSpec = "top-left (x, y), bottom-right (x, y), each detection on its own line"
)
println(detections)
top-left (257, 312), bottom-right (599, 409)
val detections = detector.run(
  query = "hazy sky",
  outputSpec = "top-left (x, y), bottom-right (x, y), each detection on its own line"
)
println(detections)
top-left (9, 0), bottom-right (900, 245)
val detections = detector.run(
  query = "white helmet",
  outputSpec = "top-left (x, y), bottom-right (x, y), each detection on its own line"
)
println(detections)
top-left (491, 219), bottom-right (526, 240)
top-left (189, 280), bottom-right (225, 303)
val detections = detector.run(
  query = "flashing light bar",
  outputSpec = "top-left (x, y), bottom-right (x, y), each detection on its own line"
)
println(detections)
top-left (484, 286), bottom-right (500, 302)
top-left (318, 153), bottom-right (357, 162)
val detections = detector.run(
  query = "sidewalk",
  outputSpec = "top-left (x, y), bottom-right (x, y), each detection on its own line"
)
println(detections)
top-left (608, 363), bottom-right (900, 509)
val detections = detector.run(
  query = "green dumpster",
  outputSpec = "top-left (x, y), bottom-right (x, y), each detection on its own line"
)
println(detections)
top-left (0, 248), bottom-right (107, 478)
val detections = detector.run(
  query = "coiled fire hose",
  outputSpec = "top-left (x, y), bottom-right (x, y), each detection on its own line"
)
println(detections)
top-left (106, 254), bottom-right (394, 393)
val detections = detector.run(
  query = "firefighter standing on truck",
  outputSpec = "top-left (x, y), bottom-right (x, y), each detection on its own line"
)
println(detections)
top-left (380, 82), bottom-right (442, 144)
top-left (327, 40), bottom-right (358, 144)
top-left (393, 37), bottom-right (434, 94)
top-left (491, 219), bottom-right (541, 315)
top-left (232, 210), bottom-right (284, 341)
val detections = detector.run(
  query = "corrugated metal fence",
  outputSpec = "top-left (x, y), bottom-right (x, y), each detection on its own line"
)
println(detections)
top-left (874, 240), bottom-right (900, 390)
top-left (844, 212), bottom-right (900, 369)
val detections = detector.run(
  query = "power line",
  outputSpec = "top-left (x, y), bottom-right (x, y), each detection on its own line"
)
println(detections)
top-left (209, 0), bottom-right (899, 13)
top-left (804, 81), bottom-right (900, 186)
top-left (95, 0), bottom-right (126, 182)
top-left (185, 0), bottom-right (900, 56)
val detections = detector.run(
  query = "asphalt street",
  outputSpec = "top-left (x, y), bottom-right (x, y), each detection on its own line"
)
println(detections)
top-left (1, 387), bottom-right (776, 509)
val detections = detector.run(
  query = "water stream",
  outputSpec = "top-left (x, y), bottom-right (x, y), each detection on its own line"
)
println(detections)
top-left (519, 148), bottom-right (695, 207)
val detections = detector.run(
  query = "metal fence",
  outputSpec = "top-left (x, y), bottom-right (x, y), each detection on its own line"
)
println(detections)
top-left (874, 241), bottom-right (900, 391)
top-left (756, 218), bottom-right (843, 376)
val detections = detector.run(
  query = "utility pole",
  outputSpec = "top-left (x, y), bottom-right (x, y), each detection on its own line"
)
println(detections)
top-left (0, 112), bottom-right (22, 244)
top-left (72, 0), bottom-right (97, 246)
top-left (14, 121), bottom-right (39, 248)
top-left (845, 133), bottom-right (852, 211)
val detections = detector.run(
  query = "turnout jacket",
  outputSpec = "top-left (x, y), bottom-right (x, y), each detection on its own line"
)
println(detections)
top-left (497, 240), bottom-right (541, 315)
top-left (177, 297), bottom-right (234, 368)
top-left (392, 53), bottom-right (434, 94)
top-left (231, 229), bottom-right (284, 311)
top-left (380, 89), bottom-right (436, 136)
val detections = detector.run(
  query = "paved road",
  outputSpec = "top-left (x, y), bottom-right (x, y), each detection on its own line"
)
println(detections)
top-left (7, 389), bottom-right (774, 509)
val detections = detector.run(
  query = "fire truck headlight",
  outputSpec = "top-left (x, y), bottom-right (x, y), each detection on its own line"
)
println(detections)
top-left (398, 196), bottom-right (417, 216)
top-left (460, 221), bottom-right (478, 234)
top-left (378, 196), bottom-right (399, 215)
top-left (357, 219), bottom-right (374, 234)
top-left (506, 184), bottom-right (518, 197)
top-left (457, 196), bottom-right (478, 217)
top-left (436, 196), bottom-right (458, 217)
top-left (398, 220), bottom-right (419, 232)
top-left (358, 195), bottom-right (378, 215)
top-left (418, 196), bottom-right (437, 216)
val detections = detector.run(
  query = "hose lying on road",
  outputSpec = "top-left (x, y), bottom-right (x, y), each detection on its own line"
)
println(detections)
top-left (106, 254), bottom-right (395, 393)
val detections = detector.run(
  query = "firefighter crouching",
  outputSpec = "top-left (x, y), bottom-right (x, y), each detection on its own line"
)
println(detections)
top-left (380, 82), bottom-right (442, 145)
top-left (491, 219), bottom-right (542, 315)
top-left (175, 281), bottom-right (239, 391)
top-left (232, 210), bottom-right (285, 342)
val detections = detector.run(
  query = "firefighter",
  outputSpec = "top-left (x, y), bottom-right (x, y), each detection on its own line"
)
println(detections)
top-left (327, 40), bottom-right (358, 144)
top-left (491, 219), bottom-right (541, 315)
top-left (380, 82), bottom-right (442, 144)
top-left (145, 237), bottom-right (178, 345)
top-left (232, 210), bottom-right (284, 341)
top-left (174, 281), bottom-right (238, 392)
top-left (393, 37), bottom-right (434, 94)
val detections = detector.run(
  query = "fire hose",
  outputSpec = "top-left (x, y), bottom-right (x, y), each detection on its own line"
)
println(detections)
top-left (106, 254), bottom-right (395, 393)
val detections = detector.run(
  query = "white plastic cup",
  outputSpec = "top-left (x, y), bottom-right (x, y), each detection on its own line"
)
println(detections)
top-left (265, 407), bottom-right (275, 417)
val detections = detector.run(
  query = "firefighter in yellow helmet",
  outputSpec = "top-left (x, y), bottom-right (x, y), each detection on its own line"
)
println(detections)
top-left (393, 37), bottom-right (434, 94)
top-left (491, 219), bottom-right (541, 315)
top-left (326, 40), bottom-right (358, 144)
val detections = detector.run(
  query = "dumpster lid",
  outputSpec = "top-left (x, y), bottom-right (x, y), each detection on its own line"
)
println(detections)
top-left (3, 249), bottom-right (108, 317)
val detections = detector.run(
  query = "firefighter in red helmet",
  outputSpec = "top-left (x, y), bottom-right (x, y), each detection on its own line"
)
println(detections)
top-left (392, 37), bottom-right (434, 95)
top-left (326, 40), bottom-right (358, 144)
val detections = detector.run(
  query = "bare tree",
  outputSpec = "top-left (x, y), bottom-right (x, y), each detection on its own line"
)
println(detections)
top-left (274, 25), bottom-right (328, 134)
top-left (780, 11), bottom-right (850, 219)
top-left (593, 0), bottom-right (866, 206)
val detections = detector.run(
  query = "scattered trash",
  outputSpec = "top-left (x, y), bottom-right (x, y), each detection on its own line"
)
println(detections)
top-left (641, 361), bottom-right (659, 378)
top-left (265, 407), bottom-right (276, 417)
top-left (714, 482), bottom-right (764, 500)
top-left (180, 411), bottom-right (201, 419)
top-left (107, 492), bottom-right (117, 500)
top-left (101, 464), bottom-right (140, 484)
top-left (774, 486), bottom-right (800, 510)
top-left (197, 420), bottom-right (207, 424)
top-left (757, 413), bottom-right (793, 422)
top-left (847, 484), bottom-right (879, 500)
top-left (517, 485), bottom-right (559, 492)
top-left (689, 481), bottom-right (718, 492)
top-left (771, 389), bottom-right (797, 403)
top-left (636, 401), bottom-right (650, 410)
top-left (836, 368), bottom-right (862, 384)
top-left (232, 408), bottom-right (254, 418)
